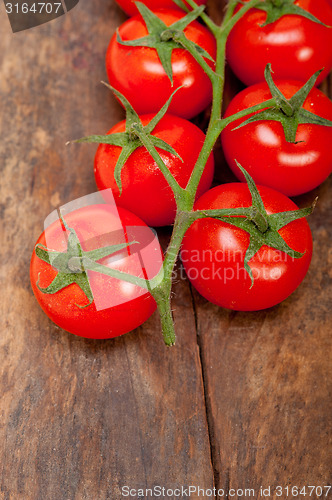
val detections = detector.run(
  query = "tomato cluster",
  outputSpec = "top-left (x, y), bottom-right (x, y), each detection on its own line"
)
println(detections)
top-left (31, 0), bottom-right (332, 342)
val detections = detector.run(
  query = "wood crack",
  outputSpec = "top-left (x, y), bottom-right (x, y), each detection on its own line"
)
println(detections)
top-left (188, 283), bottom-right (222, 498)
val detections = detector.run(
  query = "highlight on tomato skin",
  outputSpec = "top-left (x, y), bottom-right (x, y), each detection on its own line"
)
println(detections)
top-left (106, 9), bottom-right (216, 119)
top-left (114, 0), bottom-right (208, 17)
top-left (181, 183), bottom-right (313, 312)
top-left (94, 114), bottom-right (215, 227)
top-left (30, 204), bottom-right (163, 339)
top-left (221, 80), bottom-right (332, 197)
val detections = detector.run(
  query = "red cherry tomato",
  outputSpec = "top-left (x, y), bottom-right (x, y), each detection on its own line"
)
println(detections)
top-left (226, 0), bottom-right (332, 86)
top-left (30, 204), bottom-right (161, 339)
top-left (181, 183), bottom-right (313, 311)
top-left (114, 0), bottom-right (207, 17)
top-left (106, 9), bottom-right (216, 119)
top-left (94, 114), bottom-right (214, 226)
top-left (221, 81), bottom-right (332, 196)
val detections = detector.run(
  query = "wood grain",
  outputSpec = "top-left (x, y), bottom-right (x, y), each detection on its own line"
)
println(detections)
top-left (0, 0), bottom-right (331, 499)
top-left (0, 2), bottom-right (213, 499)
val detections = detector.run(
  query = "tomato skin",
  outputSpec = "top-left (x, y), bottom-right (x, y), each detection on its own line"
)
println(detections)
top-left (114, 0), bottom-right (207, 17)
top-left (30, 205), bottom-right (160, 339)
top-left (106, 9), bottom-right (216, 119)
top-left (94, 114), bottom-right (214, 227)
top-left (226, 0), bottom-right (332, 86)
top-left (181, 184), bottom-right (313, 311)
top-left (221, 81), bottom-right (332, 196)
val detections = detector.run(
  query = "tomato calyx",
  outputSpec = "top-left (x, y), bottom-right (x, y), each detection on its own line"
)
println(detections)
top-left (34, 211), bottom-right (138, 308)
top-left (115, 2), bottom-right (214, 83)
top-left (172, 0), bottom-right (190, 11)
top-left (74, 84), bottom-right (183, 195)
top-left (191, 163), bottom-right (315, 285)
top-left (252, 0), bottom-right (328, 27)
top-left (233, 64), bottom-right (332, 143)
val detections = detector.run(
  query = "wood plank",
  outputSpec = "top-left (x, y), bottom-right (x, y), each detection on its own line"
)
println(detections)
top-left (0, 2), bottom-right (214, 498)
top-left (195, 2), bottom-right (332, 494)
top-left (1, 0), bottom-right (331, 498)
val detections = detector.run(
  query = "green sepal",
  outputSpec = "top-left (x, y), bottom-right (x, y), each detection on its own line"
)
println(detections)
top-left (144, 85), bottom-right (184, 134)
top-left (204, 163), bottom-right (313, 287)
top-left (240, 162), bottom-right (267, 223)
top-left (36, 271), bottom-right (94, 309)
top-left (110, 85), bottom-right (141, 130)
top-left (34, 216), bottom-right (137, 308)
top-left (149, 136), bottom-right (182, 160)
top-left (36, 233), bottom-right (94, 308)
top-left (298, 109), bottom-right (332, 128)
top-left (84, 241), bottom-right (137, 261)
top-left (172, 0), bottom-right (190, 11)
top-left (264, 63), bottom-right (293, 116)
top-left (167, 5), bottom-right (205, 31)
top-left (256, 0), bottom-right (328, 27)
top-left (114, 142), bottom-right (140, 192)
top-left (233, 65), bottom-right (332, 143)
top-left (287, 68), bottom-right (322, 109)
top-left (73, 85), bottom-right (183, 195)
top-left (268, 199), bottom-right (316, 231)
top-left (215, 214), bottom-right (304, 285)
top-left (116, 2), bottom-right (210, 83)
top-left (74, 133), bottom-right (129, 148)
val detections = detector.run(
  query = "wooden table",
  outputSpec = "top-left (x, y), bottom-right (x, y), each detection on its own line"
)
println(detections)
top-left (1, 1), bottom-right (331, 498)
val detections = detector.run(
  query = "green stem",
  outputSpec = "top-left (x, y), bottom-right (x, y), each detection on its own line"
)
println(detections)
top-left (152, 286), bottom-right (176, 346)
top-left (189, 207), bottom-right (253, 219)
top-left (150, 0), bottom-right (273, 344)
top-left (186, 97), bottom-right (276, 195)
top-left (221, 0), bottom-right (241, 27)
top-left (221, 0), bottom-right (263, 37)
top-left (174, 32), bottom-right (217, 83)
top-left (185, 0), bottom-right (263, 196)
top-left (81, 257), bottom-right (152, 290)
top-left (219, 97), bottom-right (276, 130)
top-left (163, 211), bottom-right (196, 270)
top-left (249, 208), bottom-right (269, 233)
top-left (183, 0), bottom-right (220, 35)
top-left (151, 211), bottom-right (197, 344)
top-left (185, 36), bottom-right (227, 194)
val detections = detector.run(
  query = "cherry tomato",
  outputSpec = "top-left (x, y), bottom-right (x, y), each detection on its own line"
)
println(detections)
top-left (181, 183), bottom-right (313, 311)
top-left (221, 81), bottom-right (332, 196)
top-left (94, 114), bottom-right (214, 226)
top-left (30, 204), bottom-right (161, 339)
top-left (226, 0), bottom-right (332, 86)
top-left (106, 9), bottom-right (216, 119)
top-left (114, 0), bottom-right (207, 17)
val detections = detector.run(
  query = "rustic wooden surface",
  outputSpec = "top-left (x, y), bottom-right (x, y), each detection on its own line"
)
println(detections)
top-left (0, 1), bottom-right (331, 499)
